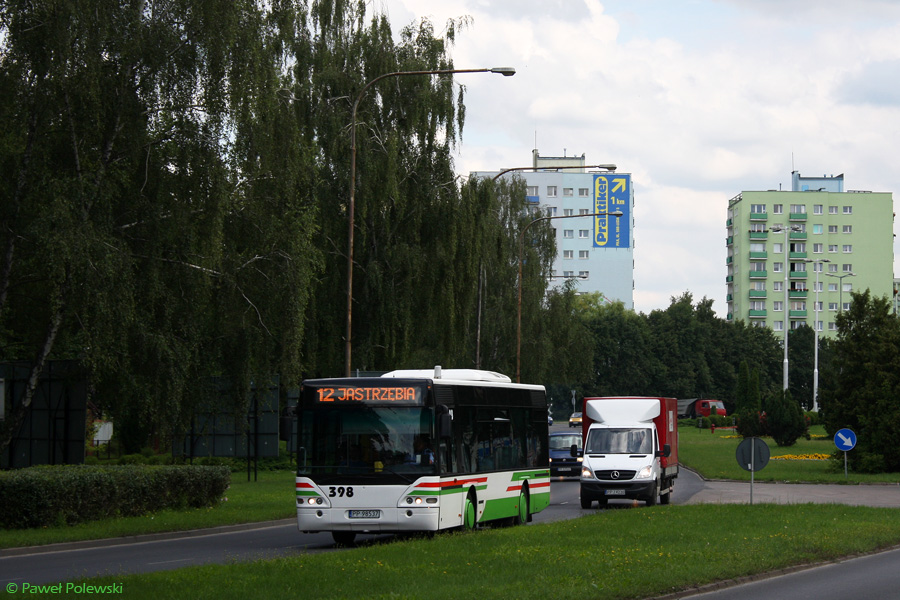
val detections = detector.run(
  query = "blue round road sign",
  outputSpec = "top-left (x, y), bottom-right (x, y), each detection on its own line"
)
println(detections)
top-left (834, 428), bottom-right (857, 451)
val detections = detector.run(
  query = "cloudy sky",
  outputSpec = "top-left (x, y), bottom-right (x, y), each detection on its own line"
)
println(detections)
top-left (371, 0), bottom-right (900, 316)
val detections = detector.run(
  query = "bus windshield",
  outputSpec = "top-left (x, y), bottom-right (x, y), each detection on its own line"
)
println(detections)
top-left (298, 404), bottom-right (436, 481)
top-left (585, 428), bottom-right (652, 455)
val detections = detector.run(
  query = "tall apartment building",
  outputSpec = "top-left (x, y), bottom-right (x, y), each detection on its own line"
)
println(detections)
top-left (726, 172), bottom-right (894, 335)
top-left (477, 151), bottom-right (634, 308)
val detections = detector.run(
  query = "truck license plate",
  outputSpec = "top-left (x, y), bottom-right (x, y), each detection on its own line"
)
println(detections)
top-left (605, 489), bottom-right (626, 496)
top-left (558, 467), bottom-right (572, 472)
top-left (349, 510), bottom-right (380, 518)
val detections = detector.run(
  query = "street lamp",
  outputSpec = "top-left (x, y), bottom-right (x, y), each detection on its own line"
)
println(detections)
top-left (768, 224), bottom-right (801, 391)
top-left (517, 211), bottom-right (624, 382)
top-left (804, 258), bottom-right (830, 412)
top-left (826, 271), bottom-right (856, 314)
top-left (345, 66), bottom-right (515, 376)
top-left (491, 164), bottom-right (617, 181)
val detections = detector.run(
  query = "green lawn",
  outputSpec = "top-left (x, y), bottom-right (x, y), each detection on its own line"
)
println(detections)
top-left (68, 504), bottom-right (900, 600)
top-left (679, 425), bottom-right (900, 483)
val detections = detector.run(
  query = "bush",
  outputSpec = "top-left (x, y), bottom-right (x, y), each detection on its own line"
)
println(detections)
top-left (0, 465), bottom-right (230, 529)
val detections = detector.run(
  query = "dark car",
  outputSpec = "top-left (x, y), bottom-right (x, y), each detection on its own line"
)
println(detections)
top-left (549, 431), bottom-right (583, 477)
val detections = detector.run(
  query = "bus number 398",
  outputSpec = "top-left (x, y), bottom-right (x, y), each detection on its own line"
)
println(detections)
top-left (329, 486), bottom-right (354, 498)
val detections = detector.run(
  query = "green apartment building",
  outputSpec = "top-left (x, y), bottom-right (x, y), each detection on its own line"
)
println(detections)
top-left (726, 172), bottom-right (894, 336)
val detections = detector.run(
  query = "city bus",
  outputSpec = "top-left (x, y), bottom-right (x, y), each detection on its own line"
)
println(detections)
top-left (295, 367), bottom-right (550, 544)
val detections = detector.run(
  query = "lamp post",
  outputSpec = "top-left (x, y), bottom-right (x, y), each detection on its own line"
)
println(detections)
top-left (804, 258), bottom-right (830, 411)
top-left (768, 224), bottom-right (801, 391)
top-left (826, 271), bottom-right (856, 314)
top-left (517, 211), bottom-right (623, 382)
top-left (491, 164), bottom-right (617, 181)
top-left (345, 66), bottom-right (515, 377)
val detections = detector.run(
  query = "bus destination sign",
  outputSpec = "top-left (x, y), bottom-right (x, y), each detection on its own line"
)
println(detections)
top-left (314, 386), bottom-right (423, 404)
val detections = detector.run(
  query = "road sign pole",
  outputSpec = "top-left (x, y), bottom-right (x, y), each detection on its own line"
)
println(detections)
top-left (750, 437), bottom-right (755, 505)
top-left (844, 451), bottom-right (848, 479)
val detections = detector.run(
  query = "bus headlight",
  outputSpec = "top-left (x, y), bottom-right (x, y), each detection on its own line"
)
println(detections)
top-left (636, 466), bottom-right (653, 479)
top-left (306, 497), bottom-right (324, 505)
top-left (405, 497), bottom-right (424, 505)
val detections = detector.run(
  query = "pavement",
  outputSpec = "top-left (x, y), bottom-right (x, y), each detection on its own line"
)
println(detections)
top-left (684, 477), bottom-right (900, 508)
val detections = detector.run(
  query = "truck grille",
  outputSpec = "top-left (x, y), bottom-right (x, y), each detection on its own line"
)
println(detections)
top-left (595, 470), bottom-right (636, 481)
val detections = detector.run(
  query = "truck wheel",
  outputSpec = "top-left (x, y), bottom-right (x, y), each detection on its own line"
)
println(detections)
top-left (646, 481), bottom-right (658, 506)
top-left (514, 486), bottom-right (529, 525)
top-left (660, 482), bottom-right (672, 505)
top-left (580, 494), bottom-right (593, 509)
top-left (332, 531), bottom-right (356, 545)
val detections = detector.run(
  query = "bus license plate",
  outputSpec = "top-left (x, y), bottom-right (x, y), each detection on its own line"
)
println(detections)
top-left (605, 489), bottom-right (626, 496)
top-left (558, 467), bottom-right (572, 472)
top-left (349, 510), bottom-right (380, 519)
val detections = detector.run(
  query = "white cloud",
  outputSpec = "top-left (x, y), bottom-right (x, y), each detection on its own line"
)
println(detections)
top-left (375, 0), bottom-right (900, 316)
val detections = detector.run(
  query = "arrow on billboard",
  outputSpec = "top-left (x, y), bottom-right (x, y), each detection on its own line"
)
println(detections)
top-left (612, 179), bottom-right (626, 193)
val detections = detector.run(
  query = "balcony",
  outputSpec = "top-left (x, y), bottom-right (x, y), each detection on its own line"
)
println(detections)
top-left (526, 195), bottom-right (540, 204)
top-left (789, 231), bottom-right (807, 240)
top-left (726, 236), bottom-right (733, 246)
top-left (749, 212), bottom-right (768, 221)
top-left (789, 290), bottom-right (808, 299)
top-left (749, 251), bottom-right (768, 259)
top-left (789, 251), bottom-right (807, 259)
top-left (748, 310), bottom-right (767, 318)
top-left (789, 271), bottom-right (808, 280)
top-left (749, 270), bottom-right (768, 279)
top-left (749, 231), bottom-right (768, 240)
top-left (749, 290), bottom-right (767, 298)
top-left (789, 310), bottom-right (807, 318)
top-left (726, 275), bottom-right (734, 283)
top-left (726, 218), bottom-right (733, 227)
top-left (726, 256), bottom-right (733, 265)
top-left (726, 293), bottom-right (733, 302)
top-left (789, 212), bottom-right (808, 221)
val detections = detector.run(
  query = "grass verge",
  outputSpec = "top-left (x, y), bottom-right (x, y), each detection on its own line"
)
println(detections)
top-left (679, 425), bottom-right (900, 483)
top-left (0, 470), bottom-right (295, 550)
top-left (68, 503), bottom-right (900, 600)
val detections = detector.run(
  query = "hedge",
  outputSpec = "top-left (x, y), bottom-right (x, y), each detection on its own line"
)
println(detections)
top-left (0, 464), bottom-right (230, 529)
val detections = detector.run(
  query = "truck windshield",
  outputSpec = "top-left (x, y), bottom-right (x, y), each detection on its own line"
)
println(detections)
top-left (585, 428), bottom-right (652, 455)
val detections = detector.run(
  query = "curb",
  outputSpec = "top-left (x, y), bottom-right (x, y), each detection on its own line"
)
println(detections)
top-left (0, 518), bottom-right (296, 558)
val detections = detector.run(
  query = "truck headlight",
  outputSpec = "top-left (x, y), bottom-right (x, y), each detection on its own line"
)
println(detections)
top-left (581, 466), bottom-right (594, 479)
top-left (636, 465), bottom-right (653, 479)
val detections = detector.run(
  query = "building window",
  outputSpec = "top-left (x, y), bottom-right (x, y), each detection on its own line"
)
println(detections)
top-left (750, 223), bottom-right (766, 232)
top-left (564, 208), bottom-right (574, 216)
top-left (773, 301), bottom-right (783, 311)
top-left (814, 204), bottom-right (823, 215)
top-left (579, 250), bottom-right (589, 259)
top-left (579, 208), bottom-right (590, 215)
top-left (829, 302), bottom-right (838, 310)
top-left (547, 186), bottom-right (557, 197)
top-left (790, 204), bottom-right (806, 214)
top-left (773, 262), bottom-right (783, 273)
top-left (829, 206), bottom-right (838, 214)
top-left (526, 186), bottom-right (538, 196)
top-left (828, 225), bottom-right (838, 233)
top-left (813, 243), bottom-right (823, 253)
top-left (828, 244), bottom-right (838, 253)
top-left (563, 270), bottom-right (574, 277)
top-left (842, 302), bottom-right (851, 311)
top-left (774, 321), bottom-right (784, 331)
top-left (563, 229), bottom-right (573, 238)
top-left (578, 230), bottom-right (589, 239)
top-left (547, 207), bottom-right (558, 217)
top-left (792, 242), bottom-right (806, 253)
top-left (563, 187), bottom-right (573, 197)
top-left (842, 245), bottom-right (852, 253)
top-left (563, 250), bottom-right (573, 259)
top-left (843, 206), bottom-right (853, 214)
top-left (843, 264), bottom-right (853, 272)
top-left (751, 261), bottom-right (766, 272)
top-left (828, 322), bottom-right (837, 331)
top-left (791, 262), bottom-right (807, 273)
top-left (791, 301), bottom-right (806, 311)
top-left (812, 224), bottom-right (823, 234)
top-left (843, 225), bottom-right (852, 233)
top-left (828, 263), bottom-right (838, 273)
top-left (750, 242), bottom-right (765, 252)
top-left (750, 301), bottom-right (765, 311)
top-left (579, 271), bottom-right (589, 279)
top-left (842, 283), bottom-right (852, 292)
top-left (773, 243), bottom-right (784, 253)
top-left (773, 204), bottom-right (783, 214)
top-left (752, 281), bottom-right (766, 290)
top-left (579, 188), bottom-right (590, 197)
top-left (751, 204), bottom-right (766, 213)
top-left (773, 281), bottom-right (783, 292)
top-left (828, 284), bottom-right (837, 292)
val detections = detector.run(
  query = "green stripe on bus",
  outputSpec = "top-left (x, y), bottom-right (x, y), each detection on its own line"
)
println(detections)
top-left (511, 469), bottom-right (550, 480)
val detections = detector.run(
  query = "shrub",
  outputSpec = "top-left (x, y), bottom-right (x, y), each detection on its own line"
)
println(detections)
top-left (0, 465), bottom-right (230, 529)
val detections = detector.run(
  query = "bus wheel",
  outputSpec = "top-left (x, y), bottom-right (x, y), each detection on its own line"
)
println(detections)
top-left (463, 491), bottom-right (477, 531)
top-left (332, 531), bottom-right (356, 545)
top-left (514, 486), bottom-right (529, 525)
